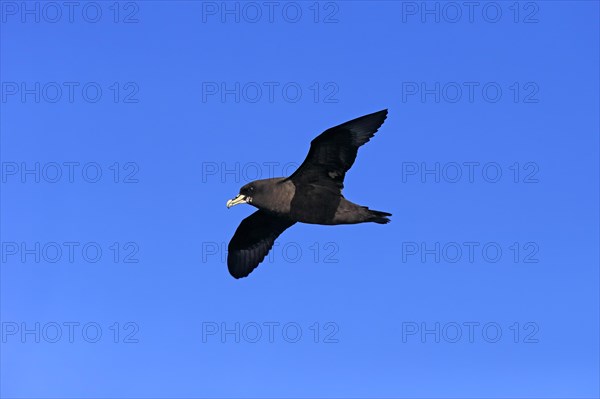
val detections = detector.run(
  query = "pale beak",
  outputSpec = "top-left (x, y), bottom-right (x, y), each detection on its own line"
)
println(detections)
top-left (226, 194), bottom-right (249, 209)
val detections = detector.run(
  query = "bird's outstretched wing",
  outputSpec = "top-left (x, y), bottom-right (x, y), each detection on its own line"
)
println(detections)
top-left (228, 210), bottom-right (296, 279)
top-left (287, 109), bottom-right (388, 191)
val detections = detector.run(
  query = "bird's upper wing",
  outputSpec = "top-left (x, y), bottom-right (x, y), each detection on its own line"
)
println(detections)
top-left (287, 109), bottom-right (388, 191)
top-left (228, 210), bottom-right (296, 279)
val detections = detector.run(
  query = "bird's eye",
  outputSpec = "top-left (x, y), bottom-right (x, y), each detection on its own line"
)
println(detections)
top-left (248, 186), bottom-right (255, 193)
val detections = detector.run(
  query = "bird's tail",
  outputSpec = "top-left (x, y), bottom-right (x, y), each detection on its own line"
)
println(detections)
top-left (367, 209), bottom-right (392, 224)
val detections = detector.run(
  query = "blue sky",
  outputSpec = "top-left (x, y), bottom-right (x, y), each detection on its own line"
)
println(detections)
top-left (1, 1), bottom-right (599, 398)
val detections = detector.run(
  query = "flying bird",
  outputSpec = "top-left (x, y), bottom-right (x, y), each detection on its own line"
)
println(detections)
top-left (226, 109), bottom-right (391, 278)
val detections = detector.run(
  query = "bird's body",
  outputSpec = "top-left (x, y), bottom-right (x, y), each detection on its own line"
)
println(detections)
top-left (237, 177), bottom-right (386, 225)
top-left (225, 109), bottom-right (391, 278)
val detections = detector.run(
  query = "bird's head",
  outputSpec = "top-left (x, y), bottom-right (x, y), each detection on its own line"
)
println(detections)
top-left (226, 180), bottom-right (270, 209)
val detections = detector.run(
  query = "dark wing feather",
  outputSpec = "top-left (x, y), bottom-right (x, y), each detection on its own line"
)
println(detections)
top-left (228, 210), bottom-right (295, 279)
top-left (288, 109), bottom-right (388, 191)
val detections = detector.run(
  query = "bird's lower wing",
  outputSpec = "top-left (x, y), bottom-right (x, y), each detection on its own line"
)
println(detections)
top-left (228, 210), bottom-right (296, 279)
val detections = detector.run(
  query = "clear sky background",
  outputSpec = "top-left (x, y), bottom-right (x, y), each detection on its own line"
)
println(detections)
top-left (1, 1), bottom-right (599, 398)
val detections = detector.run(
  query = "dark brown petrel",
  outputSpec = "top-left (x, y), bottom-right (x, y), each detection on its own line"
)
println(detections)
top-left (226, 109), bottom-right (391, 278)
